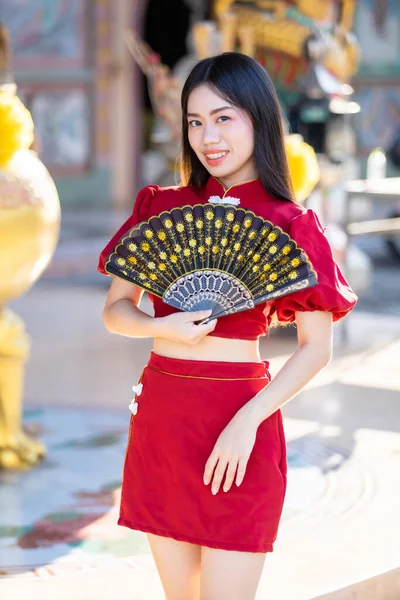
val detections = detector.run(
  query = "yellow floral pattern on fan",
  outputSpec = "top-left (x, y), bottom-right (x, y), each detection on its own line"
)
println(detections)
top-left (104, 203), bottom-right (318, 319)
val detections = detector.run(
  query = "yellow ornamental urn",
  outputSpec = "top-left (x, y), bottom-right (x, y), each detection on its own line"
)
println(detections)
top-left (284, 134), bottom-right (320, 203)
top-left (0, 29), bottom-right (61, 468)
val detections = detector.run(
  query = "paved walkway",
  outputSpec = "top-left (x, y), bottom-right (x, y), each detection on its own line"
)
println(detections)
top-left (1, 214), bottom-right (400, 599)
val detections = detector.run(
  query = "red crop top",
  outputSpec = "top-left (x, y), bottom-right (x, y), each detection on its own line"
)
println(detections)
top-left (98, 177), bottom-right (357, 340)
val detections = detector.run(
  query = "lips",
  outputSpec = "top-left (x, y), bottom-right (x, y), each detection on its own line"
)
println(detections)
top-left (204, 150), bottom-right (229, 159)
top-left (204, 150), bottom-right (229, 166)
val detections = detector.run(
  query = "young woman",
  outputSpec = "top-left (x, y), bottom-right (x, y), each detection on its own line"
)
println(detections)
top-left (98, 53), bottom-right (357, 600)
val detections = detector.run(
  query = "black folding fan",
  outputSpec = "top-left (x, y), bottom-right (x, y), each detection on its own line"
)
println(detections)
top-left (103, 203), bottom-right (318, 323)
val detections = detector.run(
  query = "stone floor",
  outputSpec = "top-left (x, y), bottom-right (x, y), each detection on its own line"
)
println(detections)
top-left (1, 220), bottom-right (400, 599)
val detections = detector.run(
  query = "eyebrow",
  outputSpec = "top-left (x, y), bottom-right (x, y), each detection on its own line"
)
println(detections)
top-left (186, 106), bottom-right (233, 118)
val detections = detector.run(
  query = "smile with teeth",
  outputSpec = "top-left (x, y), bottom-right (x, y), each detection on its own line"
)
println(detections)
top-left (204, 151), bottom-right (229, 159)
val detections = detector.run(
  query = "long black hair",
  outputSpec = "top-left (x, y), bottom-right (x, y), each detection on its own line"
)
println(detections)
top-left (180, 52), bottom-right (295, 203)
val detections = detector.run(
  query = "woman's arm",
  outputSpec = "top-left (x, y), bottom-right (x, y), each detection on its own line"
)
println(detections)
top-left (103, 277), bottom-right (158, 338)
top-left (246, 310), bottom-right (333, 425)
top-left (102, 277), bottom-right (217, 343)
top-left (203, 310), bottom-right (333, 494)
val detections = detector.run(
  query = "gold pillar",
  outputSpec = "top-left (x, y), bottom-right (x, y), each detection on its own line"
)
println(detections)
top-left (0, 146), bottom-right (61, 469)
top-left (0, 27), bottom-right (59, 469)
top-left (219, 13), bottom-right (238, 53)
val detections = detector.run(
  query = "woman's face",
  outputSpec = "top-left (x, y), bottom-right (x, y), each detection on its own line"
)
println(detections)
top-left (186, 84), bottom-right (257, 189)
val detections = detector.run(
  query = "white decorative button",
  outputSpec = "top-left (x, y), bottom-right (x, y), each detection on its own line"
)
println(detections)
top-left (132, 383), bottom-right (143, 396)
top-left (208, 195), bottom-right (240, 206)
top-left (129, 401), bottom-right (138, 415)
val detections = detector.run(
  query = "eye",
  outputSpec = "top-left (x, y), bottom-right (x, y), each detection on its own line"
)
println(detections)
top-left (188, 120), bottom-right (202, 128)
top-left (217, 115), bottom-right (230, 123)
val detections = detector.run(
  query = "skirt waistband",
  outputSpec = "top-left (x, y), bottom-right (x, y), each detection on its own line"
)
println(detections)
top-left (146, 351), bottom-right (270, 381)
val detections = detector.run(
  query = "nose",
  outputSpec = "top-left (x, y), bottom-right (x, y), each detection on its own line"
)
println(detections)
top-left (203, 123), bottom-right (221, 146)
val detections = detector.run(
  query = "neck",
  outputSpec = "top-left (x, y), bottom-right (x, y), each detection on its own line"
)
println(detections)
top-left (216, 164), bottom-right (259, 190)
top-left (216, 175), bottom-right (259, 192)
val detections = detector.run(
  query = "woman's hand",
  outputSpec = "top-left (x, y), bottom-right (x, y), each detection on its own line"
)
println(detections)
top-left (103, 278), bottom-right (217, 342)
top-left (156, 310), bottom-right (217, 345)
top-left (203, 405), bottom-right (259, 494)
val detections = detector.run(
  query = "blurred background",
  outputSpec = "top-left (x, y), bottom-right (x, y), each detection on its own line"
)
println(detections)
top-left (0, 2), bottom-right (399, 599)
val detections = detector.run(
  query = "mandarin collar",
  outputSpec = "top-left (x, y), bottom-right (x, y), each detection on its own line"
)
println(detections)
top-left (205, 176), bottom-right (265, 199)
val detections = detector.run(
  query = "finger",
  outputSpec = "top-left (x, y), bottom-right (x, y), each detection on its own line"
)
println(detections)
top-left (203, 452), bottom-right (219, 485)
top-left (185, 309), bottom-right (212, 322)
top-left (235, 458), bottom-right (249, 487)
top-left (198, 319), bottom-right (217, 335)
top-left (204, 318), bottom-right (217, 330)
top-left (211, 459), bottom-right (229, 495)
top-left (190, 320), bottom-right (217, 344)
top-left (223, 459), bottom-right (239, 493)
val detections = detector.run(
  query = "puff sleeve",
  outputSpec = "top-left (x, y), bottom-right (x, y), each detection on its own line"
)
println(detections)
top-left (274, 209), bottom-right (357, 323)
top-left (97, 185), bottom-right (157, 275)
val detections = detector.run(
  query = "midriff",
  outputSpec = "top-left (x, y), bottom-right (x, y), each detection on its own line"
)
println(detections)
top-left (152, 335), bottom-right (261, 363)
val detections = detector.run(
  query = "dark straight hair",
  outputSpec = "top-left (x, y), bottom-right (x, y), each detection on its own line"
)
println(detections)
top-left (180, 52), bottom-right (295, 203)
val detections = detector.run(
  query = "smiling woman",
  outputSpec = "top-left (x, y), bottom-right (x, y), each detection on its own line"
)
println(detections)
top-left (180, 52), bottom-right (295, 204)
top-left (98, 52), bottom-right (357, 600)
top-left (186, 90), bottom-right (256, 186)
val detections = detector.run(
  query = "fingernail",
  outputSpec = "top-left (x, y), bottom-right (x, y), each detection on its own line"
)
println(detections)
top-left (212, 489), bottom-right (217, 495)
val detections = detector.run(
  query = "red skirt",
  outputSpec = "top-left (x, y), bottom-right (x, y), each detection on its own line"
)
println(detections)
top-left (118, 351), bottom-right (287, 553)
